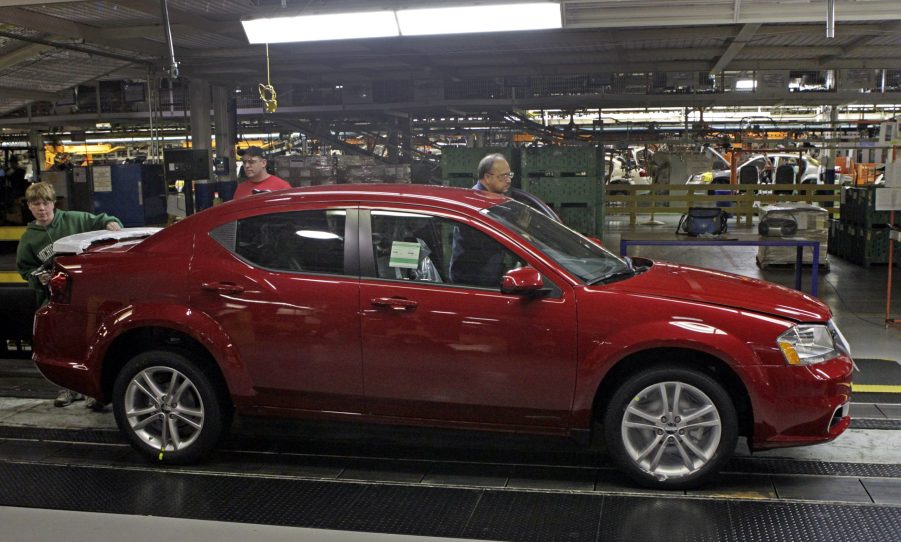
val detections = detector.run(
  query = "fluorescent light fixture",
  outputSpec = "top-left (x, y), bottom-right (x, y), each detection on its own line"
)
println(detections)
top-left (397, 3), bottom-right (562, 36)
top-left (736, 79), bottom-right (757, 91)
top-left (242, 11), bottom-right (399, 44)
top-left (242, 3), bottom-right (561, 43)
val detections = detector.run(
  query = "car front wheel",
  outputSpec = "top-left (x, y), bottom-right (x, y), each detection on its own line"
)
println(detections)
top-left (603, 366), bottom-right (738, 489)
top-left (113, 349), bottom-right (232, 464)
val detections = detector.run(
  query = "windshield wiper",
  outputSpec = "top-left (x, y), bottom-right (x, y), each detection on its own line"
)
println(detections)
top-left (588, 269), bottom-right (637, 285)
top-left (587, 257), bottom-right (648, 285)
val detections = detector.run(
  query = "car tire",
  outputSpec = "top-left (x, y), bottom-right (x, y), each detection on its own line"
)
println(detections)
top-left (603, 365), bottom-right (738, 489)
top-left (113, 348), bottom-right (232, 464)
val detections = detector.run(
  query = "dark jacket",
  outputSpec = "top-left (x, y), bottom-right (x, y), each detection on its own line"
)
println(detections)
top-left (448, 182), bottom-right (506, 287)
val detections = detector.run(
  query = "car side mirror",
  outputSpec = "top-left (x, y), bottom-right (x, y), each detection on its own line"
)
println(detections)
top-left (501, 266), bottom-right (544, 296)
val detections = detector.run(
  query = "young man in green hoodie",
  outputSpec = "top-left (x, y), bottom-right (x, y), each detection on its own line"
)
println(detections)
top-left (16, 181), bottom-right (123, 407)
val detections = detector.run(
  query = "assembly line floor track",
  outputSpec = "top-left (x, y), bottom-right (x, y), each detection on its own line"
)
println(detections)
top-left (2, 357), bottom-right (900, 541)
top-left (1, 402), bottom-right (900, 542)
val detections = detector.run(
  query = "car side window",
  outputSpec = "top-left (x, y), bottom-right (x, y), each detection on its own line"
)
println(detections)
top-left (370, 211), bottom-right (446, 283)
top-left (229, 210), bottom-right (346, 274)
top-left (369, 210), bottom-right (519, 289)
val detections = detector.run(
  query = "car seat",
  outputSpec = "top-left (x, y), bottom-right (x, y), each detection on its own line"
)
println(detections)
top-left (774, 164), bottom-right (795, 195)
top-left (739, 165), bottom-right (759, 184)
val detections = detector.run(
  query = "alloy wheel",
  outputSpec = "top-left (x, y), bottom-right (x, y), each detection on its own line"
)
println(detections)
top-left (620, 381), bottom-right (722, 481)
top-left (123, 365), bottom-right (205, 453)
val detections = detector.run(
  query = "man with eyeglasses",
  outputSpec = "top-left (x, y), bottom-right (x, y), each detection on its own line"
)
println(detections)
top-left (472, 153), bottom-right (513, 194)
top-left (449, 153), bottom-right (515, 287)
top-left (233, 146), bottom-right (291, 199)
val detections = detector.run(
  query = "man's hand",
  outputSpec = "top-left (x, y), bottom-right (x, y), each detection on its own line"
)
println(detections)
top-left (106, 222), bottom-right (122, 231)
top-left (31, 269), bottom-right (50, 286)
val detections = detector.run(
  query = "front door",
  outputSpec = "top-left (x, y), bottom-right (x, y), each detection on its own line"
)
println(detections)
top-left (359, 209), bottom-right (578, 428)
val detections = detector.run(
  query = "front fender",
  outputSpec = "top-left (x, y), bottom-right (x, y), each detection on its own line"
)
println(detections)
top-left (571, 314), bottom-right (767, 425)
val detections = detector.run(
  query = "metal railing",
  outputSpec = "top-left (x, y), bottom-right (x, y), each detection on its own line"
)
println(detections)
top-left (605, 183), bottom-right (842, 225)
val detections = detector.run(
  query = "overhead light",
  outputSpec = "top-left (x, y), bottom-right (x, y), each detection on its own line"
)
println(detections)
top-left (396, 3), bottom-right (562, 36)
top-left (242, 2), bottom-right (562, 44)
top-left (242, 11), bottom-right (399, 43)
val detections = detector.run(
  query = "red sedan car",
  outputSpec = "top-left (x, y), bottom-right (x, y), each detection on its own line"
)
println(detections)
top-left (32, 184), bottom-right (853, 489)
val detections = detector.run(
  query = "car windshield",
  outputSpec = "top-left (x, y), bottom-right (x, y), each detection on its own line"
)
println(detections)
top-left (745, 157), bottom-right (767, 169)
top-left (485, 200), bottom-right (634, 284)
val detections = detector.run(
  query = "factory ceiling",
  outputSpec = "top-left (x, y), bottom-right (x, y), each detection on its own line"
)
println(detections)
top-left (0, 0), bottom-right (900, 127)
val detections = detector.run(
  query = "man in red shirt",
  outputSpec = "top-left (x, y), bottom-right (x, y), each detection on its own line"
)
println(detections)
top-left (233, 146), bottom-right (291, 199)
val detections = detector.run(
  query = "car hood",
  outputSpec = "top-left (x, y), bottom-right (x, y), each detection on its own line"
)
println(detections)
top-left (606, 260), bottom-right (830, 321)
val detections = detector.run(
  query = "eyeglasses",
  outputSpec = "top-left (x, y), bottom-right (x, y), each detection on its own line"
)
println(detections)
top-left (491, 171), bottom-right (514, 179)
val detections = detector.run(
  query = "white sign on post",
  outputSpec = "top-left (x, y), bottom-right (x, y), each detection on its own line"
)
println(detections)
top-left (92, 166), bottom-right (113, 192)
top-left (875, 187), bottom-right (901, 211)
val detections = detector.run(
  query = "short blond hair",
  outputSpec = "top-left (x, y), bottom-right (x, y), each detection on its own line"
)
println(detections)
top-left (25, 182), bottom-right (55, 203)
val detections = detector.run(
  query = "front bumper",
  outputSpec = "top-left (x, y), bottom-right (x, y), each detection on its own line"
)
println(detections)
top-left (746, 354), bottom-right (853, 450)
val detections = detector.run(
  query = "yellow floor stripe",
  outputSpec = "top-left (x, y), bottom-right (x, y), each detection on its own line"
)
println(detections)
top-left (0, 272), bottom-right (25, 284)
top-left (852, 384), bottom-right (901, 394)
top-left (0, 227), bottom-right (26, 241)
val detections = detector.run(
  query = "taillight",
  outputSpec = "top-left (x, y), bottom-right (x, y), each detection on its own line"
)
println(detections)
top-left (48, 271), bottom-right (71, 304)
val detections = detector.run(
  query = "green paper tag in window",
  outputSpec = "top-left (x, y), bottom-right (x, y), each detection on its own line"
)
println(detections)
top-left (389, 241), bottom-right (420, 269)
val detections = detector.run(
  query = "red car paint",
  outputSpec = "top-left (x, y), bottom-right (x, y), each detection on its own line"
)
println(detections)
top-left (32, 184), bottom-right (852, 455)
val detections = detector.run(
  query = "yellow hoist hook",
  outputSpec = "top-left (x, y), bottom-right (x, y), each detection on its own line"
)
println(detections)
top-left (258, 43), bottom-right (277, 113)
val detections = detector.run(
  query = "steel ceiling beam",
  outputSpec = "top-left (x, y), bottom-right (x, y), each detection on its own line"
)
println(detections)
top-left (0, 85), bottom-right (58, 101)
top-left (0, 7), bottom-right (169, 58)
top-left (562, 0), bottom-right (901, 27)
top-left (710, 23), bottom-right (761, 75)
top-left (0, 43), bottom-right (53, 71)
top-left (0, 30), bottom-right (151, 66)
top-left (93, 24), bottom-right (190, 42)
top-left (817, 21), bottom-right (901, 65)
top-left (110, 0), bottom-right (246, 39)
top-left (0, 0), bottom-right (78, 5)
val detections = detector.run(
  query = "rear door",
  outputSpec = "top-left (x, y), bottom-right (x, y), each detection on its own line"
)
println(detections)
top-left (190, 205), bottom-right (364, 413)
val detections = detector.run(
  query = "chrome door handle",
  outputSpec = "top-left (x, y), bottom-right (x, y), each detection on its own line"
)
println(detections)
top-left (370, 297), bottom-right (418, 311)
top-left (201, 281), bottom-right (245, 294)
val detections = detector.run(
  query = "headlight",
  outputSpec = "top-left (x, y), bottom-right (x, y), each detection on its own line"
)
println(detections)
top-left (777, 320), bottom-right (849, 366)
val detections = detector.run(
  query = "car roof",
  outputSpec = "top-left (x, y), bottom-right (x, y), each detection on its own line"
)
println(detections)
top-left (218, 183), bottom-right (509, 214)
top-left (735, 153), bottom-right (817, 166)
top-left (136, 184), bottom-right (513, 253)
top-left (742, 152), bottom-right (814, 161)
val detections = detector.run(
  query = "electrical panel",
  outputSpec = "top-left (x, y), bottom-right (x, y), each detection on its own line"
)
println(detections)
top-left (164, 149), bottom-right (210, 181)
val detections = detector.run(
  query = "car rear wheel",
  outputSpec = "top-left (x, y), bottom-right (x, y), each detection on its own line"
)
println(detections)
top-left (113, 349), bottom-right (232, 464)
top-left (603, 366), bottom-right (738, 489)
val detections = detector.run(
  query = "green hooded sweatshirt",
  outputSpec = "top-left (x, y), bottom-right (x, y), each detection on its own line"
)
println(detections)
top-left (16, 209), bottom-right (123, 306)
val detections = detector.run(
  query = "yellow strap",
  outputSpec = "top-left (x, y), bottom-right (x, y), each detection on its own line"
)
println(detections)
top-left (258, 43), bottom-right (278, 113)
